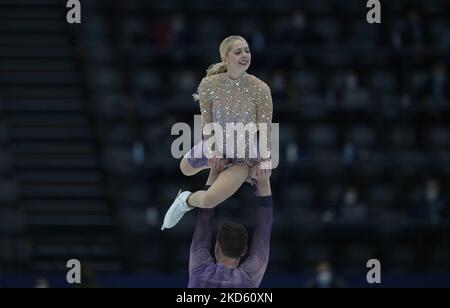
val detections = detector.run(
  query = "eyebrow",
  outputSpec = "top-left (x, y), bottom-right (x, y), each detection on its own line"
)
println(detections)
top-left (233, 47), bottom-right (250, 52)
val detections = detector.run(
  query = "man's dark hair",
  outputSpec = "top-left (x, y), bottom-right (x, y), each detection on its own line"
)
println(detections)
top-left (217, 222), bottom-right (248, 258)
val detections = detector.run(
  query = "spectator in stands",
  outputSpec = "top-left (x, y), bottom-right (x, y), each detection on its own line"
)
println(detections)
top-left (151, 13), bottom-right (194, 47)
top-left (272, 9), bottom-right (319, 46)
top-left (418, 62), bottom-right (449, 112)
top-left (323, 186), bottom-right (369, 223)
top-left (285, 141), bottom-right (299, 164)
top-left (392, 7), bottom-right (430, 94)
top-left (333, 70), bottom-right (362, 107)
top-left (162, 35), bottom-right (273, 230)
top-left (395, 7), bottom-right (430, 49)
top-left (411, 179), bottom-right (447, 269)
top-left (188, 159), bottom-right (273, 288)
top-left (305, 261), bottom-right (346, 288)
top-left (342, 139), bottom-right (355, 165)
top-left (238, 19), bottom-right (266, 53)
top-left (33, 277), bottom-right (50, 288)
top-left (343, 70), bottom-right (359, 92)
top-left (413, 178), bottom-right (447, 224)
top-left (270, 70), bottom-right (289, 101)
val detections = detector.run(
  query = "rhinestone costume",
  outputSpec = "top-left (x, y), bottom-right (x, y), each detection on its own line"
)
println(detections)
top-left (197, 72), bottom-right (273, 166)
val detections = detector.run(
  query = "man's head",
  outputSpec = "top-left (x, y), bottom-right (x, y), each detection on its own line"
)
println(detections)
top-left (215, 222), bottom-right (248, 263)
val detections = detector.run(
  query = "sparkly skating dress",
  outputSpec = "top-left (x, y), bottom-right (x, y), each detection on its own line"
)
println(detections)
top-left (187, 72), bottom-right (273, 185)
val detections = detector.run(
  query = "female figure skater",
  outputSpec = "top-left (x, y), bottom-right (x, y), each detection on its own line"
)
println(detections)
top-left (161, 35), bottom-right (273, 230)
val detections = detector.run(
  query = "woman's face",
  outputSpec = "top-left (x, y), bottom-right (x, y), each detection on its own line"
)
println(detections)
top-left (224, 40), bottom-right (251, 75)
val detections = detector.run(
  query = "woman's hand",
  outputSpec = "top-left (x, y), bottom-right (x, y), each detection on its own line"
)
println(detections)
top-left (208, 157), bottom-right (226, 174)
top-left (259, 159), bottom-right (272, 171)
top-left (252, 164), bottom-right (272, 183)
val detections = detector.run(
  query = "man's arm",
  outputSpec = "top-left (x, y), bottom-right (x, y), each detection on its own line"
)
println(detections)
top-left (189, 160), bottom-right (223, 272)
top-left (241, 168), bottom-right (273, 285)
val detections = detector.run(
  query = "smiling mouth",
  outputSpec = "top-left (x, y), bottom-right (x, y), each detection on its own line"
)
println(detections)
top-left (239, 60), bottom-right (249, 65)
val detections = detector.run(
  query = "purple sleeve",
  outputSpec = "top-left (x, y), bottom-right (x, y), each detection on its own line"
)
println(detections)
top-left (189, 208), bottom-right (215, 273)
top-left (240, 196), bottom-right (273, 284)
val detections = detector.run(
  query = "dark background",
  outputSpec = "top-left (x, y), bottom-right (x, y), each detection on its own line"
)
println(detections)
top-left (0, 0), bottom-right (449, 287)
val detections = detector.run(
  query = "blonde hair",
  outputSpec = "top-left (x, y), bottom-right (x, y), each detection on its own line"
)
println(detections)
top-left (193, 35), bottom-right (247, 101)
top-left (206, 35), bottom-right (247, 77)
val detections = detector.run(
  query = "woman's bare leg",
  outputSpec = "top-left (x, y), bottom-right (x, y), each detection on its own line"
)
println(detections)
top-left (187, 165), bottom-right (250, 208)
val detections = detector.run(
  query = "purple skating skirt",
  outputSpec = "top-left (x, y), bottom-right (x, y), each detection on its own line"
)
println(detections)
top-left (186, 140), bottom-right (260, 186)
